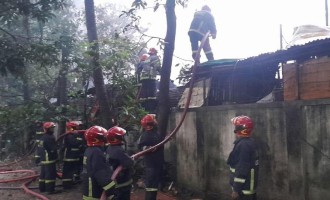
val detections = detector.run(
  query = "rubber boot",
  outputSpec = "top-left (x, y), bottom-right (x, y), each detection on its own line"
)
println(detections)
top-left (145, 191), bottom-right (157, 200)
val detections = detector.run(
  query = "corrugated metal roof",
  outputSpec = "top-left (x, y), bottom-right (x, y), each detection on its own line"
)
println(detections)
top-left (198, 37), bottom-right (330, 69)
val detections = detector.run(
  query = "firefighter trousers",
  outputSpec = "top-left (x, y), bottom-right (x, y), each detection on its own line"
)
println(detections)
top-left (62, 161), bottom-right (79, 189)
top-left (39, 163), bottom-right (56, 193)
top-left (113, 185), bottom-right (131, 200)
top-left (188, 31), bottom-right (214, 61)
top-left (144, 167), bottom-right (161, 200)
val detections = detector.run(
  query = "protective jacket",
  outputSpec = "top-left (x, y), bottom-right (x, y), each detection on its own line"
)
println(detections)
top-left (106, 145), bottom-right (133, 186)
top-left (38, 133), bottom-right (58, 165)
top-left (82, 146), bottom-right (116, 199)
top-left (227, 137), bottom-right (259, 196)
top-left (188, 10), bottom-right (217, 37)
top-left (106, 145), bottom-right (134, 200)
top-left (139, 56), bottom-right (161, 80)
top-left (63, 132), bottom-right (83, 162)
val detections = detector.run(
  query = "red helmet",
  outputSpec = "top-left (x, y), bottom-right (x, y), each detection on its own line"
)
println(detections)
top-left (106, 126), bottom-right (126, 145)
top-left (140, 54), bottom-right (149, 61)
top-left (84, 126), bottom-right (107, 147)
top-left (66, 121), bottom-right (80, 132)
top-left (231, 115), bottom-right (254, 137)
top-left (141, 114), bottom-right (157, 131)
top-left (43, 122), bottom-right (56, 130)
top-left (148, 48), bottom-right (157, 55)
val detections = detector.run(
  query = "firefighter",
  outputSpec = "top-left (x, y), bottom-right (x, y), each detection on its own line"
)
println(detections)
top-left (138, 114), bottom-right (164, 200)
top-left (227, 115), bottom-right (259, 200)
top-left (188, 5), bottom-right (217, 61)
top-left (137, 49), bottom-right (161, 113)
top-left (61, 121), bottom-right (84, 189)
top-left (82, 125), bottom-right (116, 200)
top-left (37, 122), bottom-right (60, 194)
top-left (106, 126), bottom-right (134, 200)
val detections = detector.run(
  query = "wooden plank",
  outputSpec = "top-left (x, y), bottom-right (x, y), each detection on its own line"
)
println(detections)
top-left (283, 63), bottom-right (298, 101)
top-left (300, 81), bottom-right (330, 100)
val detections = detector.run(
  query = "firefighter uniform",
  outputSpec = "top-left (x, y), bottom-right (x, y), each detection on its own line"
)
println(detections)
top-left (106, 145), bottom-right (134, 200)
top-left (62, 131), bottom-right (84, 189)
top-left (38, 131), bottom-right (58, 193)
top-left (188, 5), bottom-right (217, 61)
top-left (138, 128), bottom-right (164, 200)
top-left (82, 146), bottom-right (116, 200)
top-left (138, 53), bottom-right (161, 113)
top-left (227, 137), bottom-right (259, 200)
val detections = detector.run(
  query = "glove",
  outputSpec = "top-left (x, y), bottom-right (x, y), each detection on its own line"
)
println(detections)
top-left (211, 34), bottom-right (216, 39)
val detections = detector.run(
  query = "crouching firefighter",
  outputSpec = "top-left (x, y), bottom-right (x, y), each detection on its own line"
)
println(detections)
top-left (62, 121), bottom-right (84, 189)
top-left (138, 114), bottom-right (164, 200)
top-left (227, 115), bottom-right (259, 200)
top-left (82, 126), bottom-right (116, 200)
top-left (37, 122), bottom-right (60, 194)
top-left (106, 126), bottom-right (134, 200)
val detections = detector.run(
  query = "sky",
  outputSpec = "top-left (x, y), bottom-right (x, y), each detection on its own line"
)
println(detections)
top-left (89, 0), bottom-right (328, 80)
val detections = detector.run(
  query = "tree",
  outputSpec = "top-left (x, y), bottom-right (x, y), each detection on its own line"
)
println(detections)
top-left (158, 0), bottom-right (176, 138)
top-left (84, 0), bottom-right (113, 129)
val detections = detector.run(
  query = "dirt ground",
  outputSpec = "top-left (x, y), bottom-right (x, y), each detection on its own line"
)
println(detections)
top-left (0, 157), bottom-right (178, 200)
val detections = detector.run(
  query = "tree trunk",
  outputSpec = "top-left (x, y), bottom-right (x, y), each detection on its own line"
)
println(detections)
top-left (158, 0), bottom-right (176, 138)
top-left (22, 1), bottom-right (31, 151)
top-left (84, 0), bottom-right (113, 129)
top-left (56, 36), bottom-right (70, 136)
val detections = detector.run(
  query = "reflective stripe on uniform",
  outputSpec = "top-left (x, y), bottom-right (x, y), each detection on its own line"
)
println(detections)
top-left (116, 179), bottom-right (133, 188)
top-left (62, 178), bottom-right (73, 182)
top-left (83, 195), bottom-right (99, 200)
top-left (234, 177), bottom-right (246, 183)
top-left (103, 181), bottom-right (116, 191)
top-left (45, 179), bottom-right (55, 183)
top-left (71, 148), bottom-right (80, 151)
top-left (41, 159), bottom-right (56, 164)
top-left (146, 187), bottom-right (158, 192)
top-left (88, 178), bottom-right (93, 197)
top-left (230, 167), bottom-right (235, 173)
top-left (242, 190), bottom-right (256, 195)
top-left (63, 158), bottom-right (79, 162)
top-left (242, 168), bottom-right (256, 195)
top-left (76, 138), bottom-right (83, 141)
top-left (39, 179), bottom-right (45, 182)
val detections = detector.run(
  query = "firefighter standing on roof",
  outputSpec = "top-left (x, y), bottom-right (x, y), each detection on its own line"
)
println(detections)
top-left (227, 115), bottom-right (259, 200)
top-left (138, 114), bottom-right (164, 200)
top-left (82, 126), bottom-right (116, 200)
top-left (137, 48), bottom-right (161, 113)
top-left (61, 121), bottom-right (84, 189)
top-left (188, 5), bottom-right (217, 61)
top-left (106, 126), bottom-right (134, 200)
top-left (37, 122), bottom-right (60, 194)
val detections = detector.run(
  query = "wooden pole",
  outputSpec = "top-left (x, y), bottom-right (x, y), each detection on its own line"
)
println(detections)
top-left (280, 24), bottom-right (283, 50)
top-left (326, 0), bottom-right (329, 26)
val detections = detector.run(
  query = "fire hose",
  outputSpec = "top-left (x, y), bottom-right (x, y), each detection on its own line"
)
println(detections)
top-left (0, 169), bottom-right (49, 200)
top-left (0, 130), bottom-right (86, 199)
top-left (100, 31), bottom-right (211, 200)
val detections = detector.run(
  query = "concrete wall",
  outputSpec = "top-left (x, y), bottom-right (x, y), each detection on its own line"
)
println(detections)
top-left (165, 99), bottom-right (330, 200)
